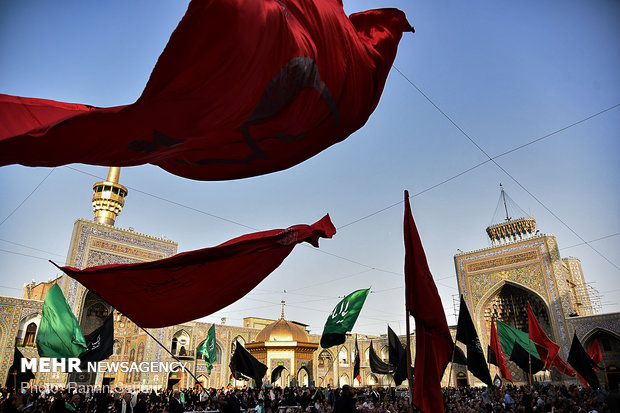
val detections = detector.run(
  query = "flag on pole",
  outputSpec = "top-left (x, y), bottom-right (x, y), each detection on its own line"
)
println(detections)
top-left (0, 0), bottom-right (412, 182)
top-left (36, 284), bottom-right (87, 358)
top-left (567, 332), bottom-right (599, 389)
top-left (79, 312), bottom-right (114, 363)
top-left (353, 335), bottom-right (361, 384)
top-left (527, 303), bottom-right (559, 369)
top-left (229, 341), bottom-right (267, 386)
top-left (320, 288), bottom-right (369, 348)
top-left (509, 342), bottom-right (544, 375)
top-left (388, 325), bottom-right (409, 386)
top-left (452, 346), bottom-right (468, 366)
top-left (59, 215), bottom-right (335, 328)
top-left (456, 295), bottom-right (492, 386)
top-left (11, 347), bottom-right (35, 388)
top-left (368, 341), bottom-right (391, 374)
top-left (488, 319), bottom-right (512, 382)
top-left (588, 339), bottom-right (603, 371)
top-left (495, 320), bottom-right (541, 361)
top-left (403, 191), bottom-right (453, 413)
top-left (197, 324), bottom-right (217, 374)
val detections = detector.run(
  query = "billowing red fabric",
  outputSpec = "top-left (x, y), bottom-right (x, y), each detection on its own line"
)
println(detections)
top-left (527, 302), bottom-right (560, 370)
top-left (0, 0), bottom-right (411, 181)
top-left (58, 215), bottom-right (335, 328)
top-left (403, 191), bottom-right (453, 413)
top-left (553, 354), bottom-right (576, 377)
top-left (489, 319), bottom-right (512, 382)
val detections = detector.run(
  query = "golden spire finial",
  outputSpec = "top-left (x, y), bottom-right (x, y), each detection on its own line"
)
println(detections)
top-left (281, 300), bottom-right (286, 319)
top-left (92, 167), bottom-right (128, 226)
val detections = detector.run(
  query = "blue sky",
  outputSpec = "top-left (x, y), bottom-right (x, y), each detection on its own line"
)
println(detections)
top-left (0, 0), bottom-right (619, 336)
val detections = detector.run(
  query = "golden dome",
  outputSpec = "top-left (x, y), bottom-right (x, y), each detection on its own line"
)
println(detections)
top-left (254, 318), bottom-right (309, 343)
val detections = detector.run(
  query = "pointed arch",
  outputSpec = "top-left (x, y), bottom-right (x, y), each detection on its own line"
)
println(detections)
top-left (476, 280), bottom-right (553, 348)
top-left (318, 349), bottom-right (332, 368)
top-left (339, 346), bottom-right (348, 364)
top-left (581, 327), bottom-right (620, 354)
top-left (172, 329), bottom-right (191, 355)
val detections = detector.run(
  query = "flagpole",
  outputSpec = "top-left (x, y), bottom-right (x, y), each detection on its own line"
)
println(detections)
top-left (528, 337), bottom-right (533, 388)
top-left (319, 344), bottom-right (340, 387)
top-left (137, 324), bottom-right (208, 393)
top-left (447, 340), bottom-right (457, 388)
top-left (405, 313), bottom-right (414, 413)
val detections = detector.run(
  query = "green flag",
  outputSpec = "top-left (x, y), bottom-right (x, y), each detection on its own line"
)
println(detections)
top-left (197, 324), bottom-right (217, 374)
top-left (36, 283), bottom-right (87, 358)
top-left (320, 288), bottom-right (369, 348)
top-left (495, 319), bottom-right (541, 360)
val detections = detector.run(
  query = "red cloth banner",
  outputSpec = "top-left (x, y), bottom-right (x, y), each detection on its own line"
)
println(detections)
top-left (0, 0), bottom-right (411, 181)
top-left (58, 215), bottom-right (335, 328)
top-left (403, 191), bottom-right (453, 413)
top-left (527, 302), bottom-right (560, 369)
top-left (489, 318), bottom-right (513, 382)
top-left (588, 339), bottom-right (603, 370)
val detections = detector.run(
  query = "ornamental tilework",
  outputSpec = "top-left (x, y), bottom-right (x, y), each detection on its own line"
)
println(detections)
top-left (457, 236), bottom-right (571, 356)
top-left (566, 314), bottom-right (620, 341)
top-left (65, 219), bottom-right (177, 310)
top-left (468, 264), bottom-right (546, 305)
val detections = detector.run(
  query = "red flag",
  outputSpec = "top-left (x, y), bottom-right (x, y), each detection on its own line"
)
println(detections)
top-left (552, 354), bottom-right (576, 377)
top-left (527, 302), bottom-right (560, 369)
top-left (489, 319), bottom-right (513, 382)
top-left (403, 191), bottom-right (453, 413)
top-left (588, 339), bottom-right (603, 370)
top-left (57, 215), bottom-right (335, 328)
top-left (0, 0), bottom-right (412, 181)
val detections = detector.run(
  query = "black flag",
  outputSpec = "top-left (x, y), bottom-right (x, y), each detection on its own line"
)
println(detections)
top-left (487, 345), bottom-right (497, 366)
top-left (567, 332), bottom-right (600, 389)
top-left (369, 340), bottom-right (391, 374)
top-left (388, 326), bottom-right (410, 386)
top-left (12, 347), bottom-right (35, 388)
top-left (353, 335), bottom-right (361, 383)
top-left (509, 342), bottom-right (544, 375)
top-left (79, 313), bottom-right (114, 363)
top-left (456, 295), bottom-right (492, 386)
top-left (270, 365), bottom-right (287, 383)
top-left (229, 340), bottom-right (267, 386)
top-left (452, 346), bottom-right (468, 366)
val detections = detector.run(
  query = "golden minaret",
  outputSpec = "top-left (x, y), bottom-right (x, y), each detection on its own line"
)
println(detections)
top-left (92, 167), bottom-right (128, 226)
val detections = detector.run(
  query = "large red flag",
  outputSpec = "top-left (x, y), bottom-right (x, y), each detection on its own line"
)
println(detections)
top-left (403, 191), bottom-right (453, 413)
top-left (527, 302), bottom-right (560, 369)
top-left (489, 318), bottom-right (513, 382)
top-left (0, 0), bottom-right (412, 181)
top-left (588, 339), bottom-right (603, 371)
top-left (57, 215), bottom-right (335, 328)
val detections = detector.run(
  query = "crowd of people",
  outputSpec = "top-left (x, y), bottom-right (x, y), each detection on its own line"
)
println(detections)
top-left (1, 383), bottom-right (618, 413)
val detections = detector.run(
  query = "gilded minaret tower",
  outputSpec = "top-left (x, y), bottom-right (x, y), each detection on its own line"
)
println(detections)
top-left (91, 167), bottom-right (128, 226)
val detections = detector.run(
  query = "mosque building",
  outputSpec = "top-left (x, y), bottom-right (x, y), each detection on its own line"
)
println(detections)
top-left (452, 186), bottom-right (620, 388)
top-left (0, 168), bottom-right (389, 390)
top-left (1, 173), bottom-right (618, 390)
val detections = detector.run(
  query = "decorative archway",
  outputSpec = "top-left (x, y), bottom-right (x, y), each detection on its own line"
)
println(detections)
top-left (367, 374), bottom-right (378, 386)
top-left (297, 365), bottom-right (310, 387)
top-left (478, 281), bottom-right (553, 383)
top-left (80, 291), bottom-right (111, 335)
top-left (380, 346), bottom-right (389, 363)
top-left (339, 373), bottom-right (349, 386)
top-left (172, 330), bottom-right (190, 356)
top-left (582, 328), bottom-right (620, 390)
